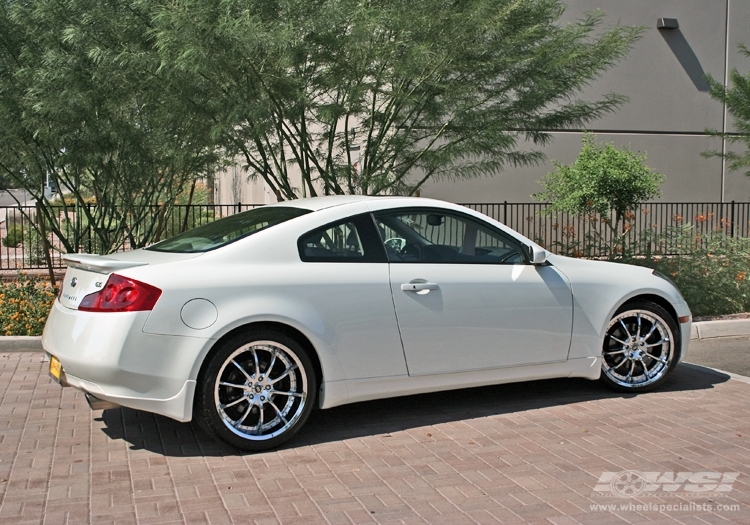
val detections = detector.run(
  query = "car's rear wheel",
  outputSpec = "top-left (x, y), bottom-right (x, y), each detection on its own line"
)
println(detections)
top-left (195, 330), bottom-right (316, 451)
top-left (600, 301), bottom-right (679, 393)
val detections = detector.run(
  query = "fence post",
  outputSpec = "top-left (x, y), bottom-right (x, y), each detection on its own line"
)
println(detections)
top-left (503, 201), bottom-right (507, 225)
top-left (731, 201), bottom-right (736, 237)
top-left (87, 203), bottom-right (93, 253)
top-left (237, 201), bottom-right (242, 215)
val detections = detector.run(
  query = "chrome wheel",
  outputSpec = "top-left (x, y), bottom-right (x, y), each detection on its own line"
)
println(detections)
top-left (215, 341), bottom-right (307, 441)
top-left (197, 331), bottom-right (316, 450)
top-left (601, 302), bottom-right (678, 391)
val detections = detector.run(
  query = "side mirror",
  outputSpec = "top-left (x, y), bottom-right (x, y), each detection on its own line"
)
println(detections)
top-left (527, 245), bottom-right (548, 265)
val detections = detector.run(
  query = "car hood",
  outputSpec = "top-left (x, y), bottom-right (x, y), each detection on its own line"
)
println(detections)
top-left (546, 253), bottom-right (686, 302)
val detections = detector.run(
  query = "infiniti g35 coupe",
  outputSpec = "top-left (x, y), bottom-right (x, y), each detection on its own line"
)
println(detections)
top-left (43, 196), bottom-right (691, 450)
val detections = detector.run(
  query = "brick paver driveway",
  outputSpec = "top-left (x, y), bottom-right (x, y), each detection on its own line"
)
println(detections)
top-left (0, 352), bottom-right (748, 524)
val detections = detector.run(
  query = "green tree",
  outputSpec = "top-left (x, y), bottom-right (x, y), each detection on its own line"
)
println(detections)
top-left (705, 44), bottom-right (750, 177)
top-left (153, 0), bottom-right (641, 199)
top-left (535, 133), bottom-right (663, 245)
top-left (0, 0), bottom-right (219, 255)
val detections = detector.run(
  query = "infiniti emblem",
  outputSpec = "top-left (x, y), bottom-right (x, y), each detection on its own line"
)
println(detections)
top-left (70, 277), bottom-right (78, 288)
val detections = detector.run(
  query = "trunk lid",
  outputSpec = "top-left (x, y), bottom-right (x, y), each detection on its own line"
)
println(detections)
top-left (58, 250), bottom-right (199, 310)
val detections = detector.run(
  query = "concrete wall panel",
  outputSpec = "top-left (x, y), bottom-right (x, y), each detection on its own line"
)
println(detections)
top-left (723, 141), bottom-right (750, 200)
top-left (726, 0), bottom-right (750, 134)
top-left (420, 133), bottom-right (725, 203)
top-left (560, 0), bottom-right (727, 132)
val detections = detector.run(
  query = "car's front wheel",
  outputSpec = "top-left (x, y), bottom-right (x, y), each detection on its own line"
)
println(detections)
top-left (600, 301), bottom-right (679, 393)
top-left (195, 330), bottom-right (316, 451)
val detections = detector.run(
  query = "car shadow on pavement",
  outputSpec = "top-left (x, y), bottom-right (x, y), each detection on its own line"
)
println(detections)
top-left (97, 362), bottom-right (729, 457)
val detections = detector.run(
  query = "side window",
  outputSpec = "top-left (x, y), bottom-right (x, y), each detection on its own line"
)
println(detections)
top-left (374, 209), bottom-right (527, 264)
top-left (298, 213), bottom-right (387, 263)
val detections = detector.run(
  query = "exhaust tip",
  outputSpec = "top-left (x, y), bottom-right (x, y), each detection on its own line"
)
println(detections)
top-left (85, 393), bottom-right (120, 411)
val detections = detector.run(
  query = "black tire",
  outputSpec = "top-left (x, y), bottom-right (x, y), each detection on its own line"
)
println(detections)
top-left (195, 330), bottom-right (317, 451)
top-left (599, 300), bottom-right (680, 393)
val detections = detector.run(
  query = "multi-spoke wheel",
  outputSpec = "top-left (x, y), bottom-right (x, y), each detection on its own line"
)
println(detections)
top-left (196, 330), bottom-right (316, 451)
top-left (600, 301), bottom-right (679, 393)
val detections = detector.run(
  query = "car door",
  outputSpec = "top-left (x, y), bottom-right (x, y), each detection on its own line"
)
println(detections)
top-left (373, 208), bottom-right (573, 376)
top-left (296, 212), bottom-right (408, 380)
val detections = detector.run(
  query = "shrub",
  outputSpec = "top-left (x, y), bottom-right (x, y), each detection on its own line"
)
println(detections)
top-left (535, 134), bottom-right (663, 258)
top-left (48, 194), bottom-right (97, 206)
top-left (2, 226), bottom-right (24, 248)
top-left (622, 229), bottom-right (750, 317)
top-left (0, 274), bottom-right (57, 336)
top-left (24, 226), bottom-right (50, 266)
top-left (536, 134), bottom-right (663, 222)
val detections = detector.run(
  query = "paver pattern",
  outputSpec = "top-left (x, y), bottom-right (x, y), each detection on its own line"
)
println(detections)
top-left (0, 352), bottom-right (748, 524)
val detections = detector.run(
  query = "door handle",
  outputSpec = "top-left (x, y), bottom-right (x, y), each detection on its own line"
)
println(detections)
top-left (401, 282), bottom-right (439, 292)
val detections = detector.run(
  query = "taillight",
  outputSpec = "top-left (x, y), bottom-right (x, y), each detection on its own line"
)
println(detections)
top-left (78, 274), bottom-right (161, 312)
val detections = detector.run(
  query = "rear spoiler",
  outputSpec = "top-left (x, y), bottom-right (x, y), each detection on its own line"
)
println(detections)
top-left (63, 254), bottom-right (148, 274)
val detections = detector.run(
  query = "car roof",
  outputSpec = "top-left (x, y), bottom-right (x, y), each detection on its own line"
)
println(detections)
top-left (265, 195), bottom-right (416, 212)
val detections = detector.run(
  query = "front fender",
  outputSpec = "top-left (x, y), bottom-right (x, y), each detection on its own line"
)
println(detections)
top-left (549, 256), bottom-right (690, 360)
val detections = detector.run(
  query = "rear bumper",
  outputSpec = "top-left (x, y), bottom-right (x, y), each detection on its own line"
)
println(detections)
top-left (42, 299), bottom-right (212, 422)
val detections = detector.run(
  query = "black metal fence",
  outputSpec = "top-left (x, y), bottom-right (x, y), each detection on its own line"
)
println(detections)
top-left (464, 201), bottom-right (750, 257)
top-left (1, 201), bottom-right (749, 270)
top-left (0, 203), bottom-right (264, 270)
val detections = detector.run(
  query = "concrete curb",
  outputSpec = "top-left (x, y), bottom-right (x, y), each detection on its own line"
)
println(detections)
top-left (691, 319), bottom-right (750, 340)
top-left (0, 336), bottom-right (43, 352)
top-left (1, 319), bottom-right (748, 352)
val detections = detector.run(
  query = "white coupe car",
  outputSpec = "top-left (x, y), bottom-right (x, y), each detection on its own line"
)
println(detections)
top-left (43, 196), bottom-right (691, 450)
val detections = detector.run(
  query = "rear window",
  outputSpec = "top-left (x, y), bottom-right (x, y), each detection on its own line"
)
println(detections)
top-left (147, 206), bottom-right (311, 253)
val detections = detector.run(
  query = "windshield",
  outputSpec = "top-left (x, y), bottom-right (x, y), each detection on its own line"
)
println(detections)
top-left (147, 206), bottom-right (311, 253)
